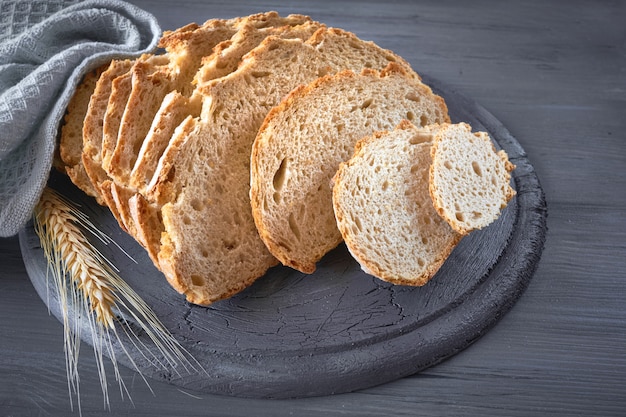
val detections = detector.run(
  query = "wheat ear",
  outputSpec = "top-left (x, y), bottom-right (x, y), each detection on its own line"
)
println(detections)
top-left (34, 187), bottom-right (205, 414)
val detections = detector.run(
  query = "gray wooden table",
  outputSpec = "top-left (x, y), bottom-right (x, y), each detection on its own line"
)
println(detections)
top-left (1, 0), bottom-right (625, 415)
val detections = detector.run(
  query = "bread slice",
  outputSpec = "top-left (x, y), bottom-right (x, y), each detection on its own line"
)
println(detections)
top-left (100, 71), bottom-right (133, 180)
top-left (128, 192), bottom-right (163, 265)
top-left (331, 121), bottom-right (462, 285)
top-left (99, 16), bottom-right (239, 193)
top-left (429, 122), bottom-right (516, 234)
top-left (145, 28), bottom-right (422, 305)
top-left (123, 19), bottom-right (320, 255)
top-left (78, 59), bottom-right (135, 230)
top-left (99, 18), bottom-right (243, 237)
top-left (250, 64), bottom-right (449, 274)
top-left (82, 17), bottom-right (238, 200)
top-left (126, 116), bottom-right (200, 266)
top-left (310, 27), bottom-right (421, 83)
top-left (82, 55), bottom-right (165, 229)
top-left (81, 59), bottom-right (133, 206)
top-left (104, 24), bottom-right (238, 184)
top-left (58, 63), bottom-right (108, 200)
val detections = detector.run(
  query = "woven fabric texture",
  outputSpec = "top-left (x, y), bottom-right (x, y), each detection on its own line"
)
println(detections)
top-left (0, 0), bottom-right (161, 236)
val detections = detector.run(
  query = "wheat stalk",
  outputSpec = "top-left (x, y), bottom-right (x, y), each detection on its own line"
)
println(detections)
top-left (33, 187), bottom-right (205, 414)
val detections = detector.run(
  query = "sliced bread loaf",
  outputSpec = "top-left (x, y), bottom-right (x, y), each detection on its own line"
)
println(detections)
top-left (147, 28), bottom-right (423, 305)
top-left (331, 121), bottom-right (462, 285)
top-left (250, 64), bottom-right (449, 274)
top-left (121, 17), bottom-right (323, 268)
top-left (429, 122), bottom-right (516, 234)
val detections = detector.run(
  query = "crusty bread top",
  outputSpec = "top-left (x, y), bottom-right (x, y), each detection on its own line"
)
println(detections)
top-left (195, 20), bottom-right (323, 85)
top-left (429, 122), bottom-right (516, 235)
top-left (332, 120), bottom-right (462, 286)
top-left (250, 64), bottom-right (449, 274)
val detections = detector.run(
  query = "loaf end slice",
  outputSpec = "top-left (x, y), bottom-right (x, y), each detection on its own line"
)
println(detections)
top-left (429, 122), bottom-right (516, 235)
top-left (58, 64), bottom-right (108, 200)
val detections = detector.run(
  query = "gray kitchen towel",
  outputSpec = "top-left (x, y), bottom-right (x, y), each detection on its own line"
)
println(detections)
top-left (0, 0), bottom-right (161, 236)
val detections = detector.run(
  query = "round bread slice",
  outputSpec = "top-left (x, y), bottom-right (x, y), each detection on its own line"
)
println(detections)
top-left (429, 122), bottom-right (516, 235)
top-left (250, 64), bottom-right (449, 274)
top-left (331, 120), bottom-right (462, 285)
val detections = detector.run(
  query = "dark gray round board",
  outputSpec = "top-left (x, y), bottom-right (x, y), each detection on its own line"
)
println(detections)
top-left (20, 75), bottom-right (547, 399)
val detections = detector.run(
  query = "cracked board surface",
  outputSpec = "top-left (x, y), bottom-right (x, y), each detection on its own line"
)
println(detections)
top-left (20, 75), bottom-right (547, 398)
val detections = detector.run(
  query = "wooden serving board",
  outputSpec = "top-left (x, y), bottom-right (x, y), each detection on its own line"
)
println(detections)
top-left (19, 75), bottom-right (547, 399)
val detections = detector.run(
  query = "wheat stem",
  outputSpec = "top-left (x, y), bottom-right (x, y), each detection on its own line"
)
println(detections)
top-left (33, 187), bottom-right (206, 414)
top-left (36, 189), bottom-right (117, 327)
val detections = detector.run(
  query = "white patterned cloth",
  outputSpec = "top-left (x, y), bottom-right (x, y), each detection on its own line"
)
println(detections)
top-left (0, 0), bottom-right (161, 236)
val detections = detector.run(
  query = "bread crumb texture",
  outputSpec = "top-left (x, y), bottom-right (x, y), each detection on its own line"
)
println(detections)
top-left (429, 122), bottom-right (516, 235)
top-left (332, 122), bottom-right (462, 285)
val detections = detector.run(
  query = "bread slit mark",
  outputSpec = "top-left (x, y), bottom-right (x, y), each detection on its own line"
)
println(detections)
top-left (471, 161), bottom-right (483, 177)
top-left (288, 213), bottom-right (301, 240)
top-left (272, 158), bottom-right (289, 191)
top-left (404, 92), bottom-right (422, 103)
top-left (409, 131), bottom-right (432, 145)
top-left (360, 98), bottom-right (373, 109)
